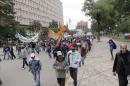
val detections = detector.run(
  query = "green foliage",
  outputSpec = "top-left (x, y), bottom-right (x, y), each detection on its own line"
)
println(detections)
top-left (42, 27), bottom-right (48, 37)
top-left (28, 20), bottom-right (42, 31)
top-left (49, 20), bottom-right (59, 33)
top-left (0, 0), bottom-right (19, 41)
top-left (83, 0), bottom-right (130, 34)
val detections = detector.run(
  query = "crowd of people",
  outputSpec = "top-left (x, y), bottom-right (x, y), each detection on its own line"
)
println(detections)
top-left (42, 36), bottom-right (93, 86)
top-left (2, 36), bottom-right (130, 86)
top-left (1, 35), bottom-right (93, 86)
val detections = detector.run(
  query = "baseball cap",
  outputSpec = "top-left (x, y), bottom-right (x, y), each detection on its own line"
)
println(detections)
top-left (30, 53), bottom-right (35, 57)
top-left (57, 51), bottom-right (62, 56)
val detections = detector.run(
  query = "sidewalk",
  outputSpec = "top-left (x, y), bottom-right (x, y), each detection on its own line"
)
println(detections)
top-left (66, 37), bottom-right (120, 86)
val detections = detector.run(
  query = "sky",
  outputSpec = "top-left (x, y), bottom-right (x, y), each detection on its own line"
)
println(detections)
top-left (60, 0), bottom-right (91, 29)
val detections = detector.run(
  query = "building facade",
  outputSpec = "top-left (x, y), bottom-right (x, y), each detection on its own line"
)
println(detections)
top-left (76, 20), bottom-right (88, 31)
top-left (13, 0), bottom-right (63, 27)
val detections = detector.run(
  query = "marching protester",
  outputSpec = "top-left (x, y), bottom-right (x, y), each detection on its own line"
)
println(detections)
top-left (77, 42), bottom-right (82, 67)
top-left (9, 45), bottom-right (16, 59)
top-left (31, 42), bottom-right (39, 54)
top-left (72, 39), bottom-right (78, 49)
top-left (17, 43), bottom-right (22, 59)
top-left (86, 37), bottom-right (92, 52)
top-left (53, 51), bottom-right (69, 86)
top-left (67, 46), bottom-right (81, 86)
top-left (113, 44), bottom-right (130, 86)
top-left (61, 42), bottom-right (68, 58)
top-left (80, 43), bottom-right (87, 66)
top-left (108, 39), bottom-right (117, 60)
top-left (46, 45), bottom-right (52, 58)
top-left (53, 43), bottom-right (62, 59)
top-left (28, 53), bottom-right (41, 86)
top-left (3, 44), bottom-right (11, 60)
top-left (20, 45), bottom-right (28, 69)
top-left (67, 41), bottom-right (72, 51)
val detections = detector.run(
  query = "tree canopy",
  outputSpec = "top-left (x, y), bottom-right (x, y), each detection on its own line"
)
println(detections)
top-left (0, 0), bottom-right (19, 41)
top-left (82, 0), bottom-right (130, 34)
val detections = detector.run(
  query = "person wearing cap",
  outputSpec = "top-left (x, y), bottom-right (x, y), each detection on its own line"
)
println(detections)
top-left (53, 44), bottom-right (62, 59)
top-left (28, 53), bottom-right (41, 86)
top-left (68, 46), bottom-right (81, 86)
top-left (53, 51), bottom-right (69, 86)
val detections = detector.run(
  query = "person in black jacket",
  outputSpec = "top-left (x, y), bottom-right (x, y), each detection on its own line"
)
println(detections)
top-left (53, 45), bottom-right (62, 59)
top-left (10, 45), bottom-right (16, 59)
top-left (113, 44), bottom-right (130, 86)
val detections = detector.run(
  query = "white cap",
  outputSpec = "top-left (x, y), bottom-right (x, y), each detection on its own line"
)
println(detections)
top-left (57, 51), bottom-right (62, 56)
top-left (30, 53), bottom-right (35, 57)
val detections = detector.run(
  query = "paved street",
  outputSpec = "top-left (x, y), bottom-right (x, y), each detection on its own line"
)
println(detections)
top-left (0, 37), bottom-right (130, 86)
top-left (0, 51), bottom-right (57, 86)
top-left (66, 37), bottom-right (130, 86)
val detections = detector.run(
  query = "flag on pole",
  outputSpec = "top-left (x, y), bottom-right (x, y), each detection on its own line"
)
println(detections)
top-left (59, 24), bottom-right (66, 32)
top-left (56, 31), bottom-right (64, 38)
top-left (67, 18), bottom-right (72, 29)
top-left (48, 28), bottom-right (58, 39)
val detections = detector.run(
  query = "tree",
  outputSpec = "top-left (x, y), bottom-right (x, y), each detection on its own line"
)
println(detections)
top-left (28, 20), bottom-right (42, 32)
top-left (49, 20), bottom-right (59, 33)
top-left (0, 0), bottom-right (19, 41)
top-left (83, 0), bottom-right (116, 40)
top-left (82, 0), bottom-right (130, 38)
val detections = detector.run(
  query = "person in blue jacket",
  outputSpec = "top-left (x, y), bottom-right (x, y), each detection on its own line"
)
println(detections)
top-left (28, 53), bottom-right (41, 86)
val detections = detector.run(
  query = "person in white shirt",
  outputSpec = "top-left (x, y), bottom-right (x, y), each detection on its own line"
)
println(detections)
top-left (68, 46), bottom-right (81, 86)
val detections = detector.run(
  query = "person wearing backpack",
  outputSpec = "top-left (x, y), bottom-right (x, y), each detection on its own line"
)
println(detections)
top-left (53, 51), bottom-right (69, 86)
top-left (113, 44), bottom-right (130, 86)
top-left (108, 39), bottom-right (117, 60)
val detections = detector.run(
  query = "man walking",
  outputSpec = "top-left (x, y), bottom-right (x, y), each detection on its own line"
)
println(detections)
top-left (21, 46), bottom-right (28, 69)
top-left (28, 53), bottom-right (41, 86)
top-left (108, 39), bottom-right (117, 60)
top-left (10, 45), bottom-right (16, 59)
top-left (68, 47), bottom-right (81, 86)
top-left (113, 44), bottom-right (130, 86)
top-left (53, 51), bottom-right (69, 86)
top-left (3, 44), bottom-right (11, 60)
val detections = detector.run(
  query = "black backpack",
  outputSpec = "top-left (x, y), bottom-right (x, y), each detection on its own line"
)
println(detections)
top-left (112, 42), bottom-right (117, 49)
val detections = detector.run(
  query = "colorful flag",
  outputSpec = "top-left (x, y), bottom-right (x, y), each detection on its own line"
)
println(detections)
top-left (48, 29), bottom-right (58, 39)
top-left (59, 24), bottom-right (66, 32)
top-left (56, 31), bottom-right (64, 38)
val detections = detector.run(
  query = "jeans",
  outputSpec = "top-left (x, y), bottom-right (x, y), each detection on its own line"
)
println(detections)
top-left (69, 67), bottom-right (78, 86)
top-left (17, 50), bottom-right (21, 59)
top-left (48, 52), bottom-right (52, 58)
top-left (32, 71), bottom-right (40, 86)
top-left (4, 52), bottom-right (11, 60)
top-left (57, 78), bottom-right (65, 86)
top-left (79, 57), bottom-right (85, 67)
